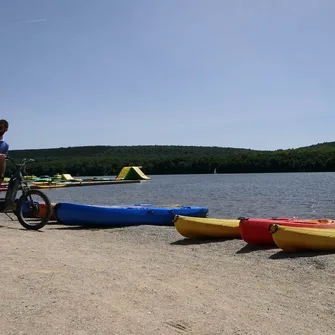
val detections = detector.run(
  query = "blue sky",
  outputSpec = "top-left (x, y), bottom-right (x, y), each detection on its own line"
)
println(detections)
top-left (1, 0), bottom-right (334, 151)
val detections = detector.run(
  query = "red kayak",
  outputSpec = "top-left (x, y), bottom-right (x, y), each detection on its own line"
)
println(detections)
top-left (0, 183), bottom-right (8, 192)
top-left (35, 203), bottom-right (56, 221)
top-left (239, 217), bottom-right (335, 245)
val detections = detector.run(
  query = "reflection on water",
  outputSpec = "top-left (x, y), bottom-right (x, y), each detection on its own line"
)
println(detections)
top-left (42, 173), bottom-right (335, 219)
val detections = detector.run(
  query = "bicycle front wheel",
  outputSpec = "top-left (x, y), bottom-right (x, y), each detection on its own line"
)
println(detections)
top-left (16, 190), bottom-right (52, 230)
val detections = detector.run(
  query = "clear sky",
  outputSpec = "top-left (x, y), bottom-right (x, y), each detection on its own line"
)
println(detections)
top-left (1, 0), bottom-right (334, 151)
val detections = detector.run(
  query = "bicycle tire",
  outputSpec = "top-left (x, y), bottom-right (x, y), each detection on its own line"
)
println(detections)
top-left (16, 190), bottom-right (52, 230)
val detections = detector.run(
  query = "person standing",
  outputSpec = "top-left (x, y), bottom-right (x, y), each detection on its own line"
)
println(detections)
top-left (0, 119), bottom-right (9, 185)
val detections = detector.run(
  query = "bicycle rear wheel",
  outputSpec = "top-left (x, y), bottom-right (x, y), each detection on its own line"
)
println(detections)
top-left (16, 190), bottom-right (52, 230)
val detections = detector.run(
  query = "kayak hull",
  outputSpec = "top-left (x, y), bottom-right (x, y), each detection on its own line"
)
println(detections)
top-left (239, 218), bottom-right (335, 245)
top-left (54, 203), bottom-right (209, 226)
top-left (174, 215), bottom-right (240, 238)
top-left (269, 224), bottom-right (335, 252)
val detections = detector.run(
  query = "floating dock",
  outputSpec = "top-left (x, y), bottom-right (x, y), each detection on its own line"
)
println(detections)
top-left (29, 179), bottom-right (141, 189)
top-left (0, 166), bottom-right (151, 191)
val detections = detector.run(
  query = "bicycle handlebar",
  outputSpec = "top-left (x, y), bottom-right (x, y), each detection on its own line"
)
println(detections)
top-left (6, 156), bottom-right (35, 167)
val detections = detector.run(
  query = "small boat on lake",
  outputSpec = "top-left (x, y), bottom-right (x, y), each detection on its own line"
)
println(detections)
top-left (0, 184), bottom-right (8, 192)
top-left (30, 182), bottom-right (67, 189)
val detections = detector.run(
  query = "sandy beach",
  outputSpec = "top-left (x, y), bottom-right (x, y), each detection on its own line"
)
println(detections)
top-left (0, 215), bottom-right (334, 335)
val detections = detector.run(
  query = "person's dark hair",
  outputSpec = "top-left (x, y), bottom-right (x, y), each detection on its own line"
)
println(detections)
top-left (0, 120), bottom-right (8, 129)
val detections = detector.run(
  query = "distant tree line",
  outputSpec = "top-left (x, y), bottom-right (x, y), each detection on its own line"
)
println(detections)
top-left (5, 143), bottom-right (335, 177)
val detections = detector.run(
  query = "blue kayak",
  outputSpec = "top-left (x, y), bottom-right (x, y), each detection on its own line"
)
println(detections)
top-left (54, 202), bottom-right (208, 226)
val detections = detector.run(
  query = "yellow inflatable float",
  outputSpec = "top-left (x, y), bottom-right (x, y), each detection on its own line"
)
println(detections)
top-left (174, 215), bottom-right (241, 239)
top-left (269, 224), bottom-right (335, 252)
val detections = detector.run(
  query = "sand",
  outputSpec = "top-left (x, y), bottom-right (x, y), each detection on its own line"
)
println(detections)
top-left (0, 215), bottom-right (334, 335)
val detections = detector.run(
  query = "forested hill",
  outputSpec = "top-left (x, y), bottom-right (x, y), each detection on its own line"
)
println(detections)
top-left (6, 142), bottom-right (335, 176)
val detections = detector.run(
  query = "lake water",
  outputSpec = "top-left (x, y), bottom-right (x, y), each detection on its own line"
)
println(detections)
top-left (42, 173), bottom-right (335, 219)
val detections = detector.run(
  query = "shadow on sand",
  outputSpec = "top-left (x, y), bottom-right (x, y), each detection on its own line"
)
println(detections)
top-left (0, 224), bottom-right (28, 231)
top-left (170, 237), bottom-right (233, 246)
top-left (48, 224), bottom-right (140, 231)
top-left (269, 250), bottom-right (335, 260)
top-left (236, 243), bottom-right (278, 254)
top-left (0, 222), bottom-right (44, 232)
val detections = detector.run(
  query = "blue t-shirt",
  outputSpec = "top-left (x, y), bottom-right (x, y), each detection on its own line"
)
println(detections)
top-left (0, 140), bottom-right (9, 155)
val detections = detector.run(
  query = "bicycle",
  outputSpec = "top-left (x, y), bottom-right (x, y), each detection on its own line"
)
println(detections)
top-left (0, 156), bottom-right (52, 230)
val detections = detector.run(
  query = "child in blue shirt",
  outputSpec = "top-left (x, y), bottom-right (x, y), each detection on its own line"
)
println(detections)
top-left (0, 119), bottom-right (9, 185)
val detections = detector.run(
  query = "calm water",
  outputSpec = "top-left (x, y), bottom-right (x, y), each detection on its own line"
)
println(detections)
top-left (42, 173), bottom-right (335, 219)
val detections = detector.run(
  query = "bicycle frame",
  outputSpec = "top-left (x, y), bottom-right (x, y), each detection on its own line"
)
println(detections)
top-left (1, 156), bottom-right (52, 230)
top-left (2, 157), bottom-right (33, 212)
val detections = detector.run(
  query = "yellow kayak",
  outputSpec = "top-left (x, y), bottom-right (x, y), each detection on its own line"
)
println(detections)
top-left (174, 215), bottom-right (240, 239)
top-left (269, 224), bottom-right (335, 252)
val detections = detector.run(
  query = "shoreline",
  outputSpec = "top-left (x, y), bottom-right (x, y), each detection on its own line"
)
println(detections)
top-left (1, 215), bottom-right (334, 335)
